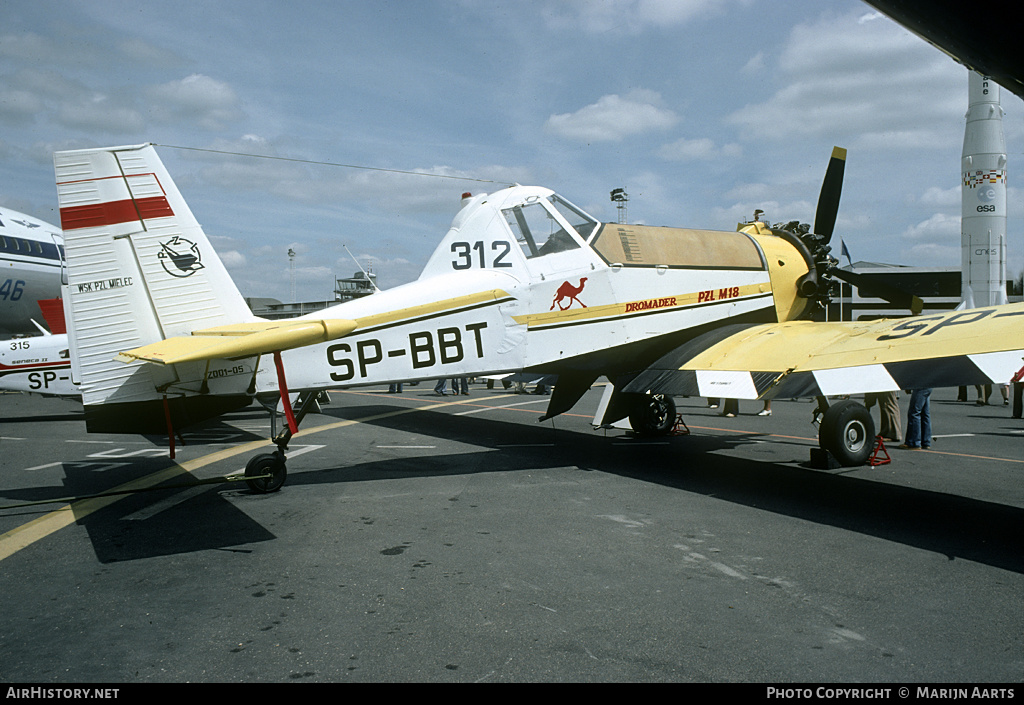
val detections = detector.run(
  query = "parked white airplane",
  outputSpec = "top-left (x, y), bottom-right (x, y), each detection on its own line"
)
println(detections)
top-left (0, 298), bottom-right (75, 397)
top-left (53, 144), bottom-right (1024, 492)
top-left (0, 334), bottom-right (74, 397)
top-left (0, 207), bottom-right (64, 337)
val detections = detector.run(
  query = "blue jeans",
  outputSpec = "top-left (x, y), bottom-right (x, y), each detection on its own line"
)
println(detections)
top-left (905, 388), bottom-right (932, 448)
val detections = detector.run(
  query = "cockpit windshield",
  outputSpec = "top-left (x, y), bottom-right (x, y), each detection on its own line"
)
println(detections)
top-left (548, 194), bottom-right (599, 241)
top-left (501, 194), bottom-right (598, 260)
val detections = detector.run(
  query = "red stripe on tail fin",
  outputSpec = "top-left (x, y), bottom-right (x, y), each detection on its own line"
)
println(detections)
top-left (37, 298), bottom-right (66, 335)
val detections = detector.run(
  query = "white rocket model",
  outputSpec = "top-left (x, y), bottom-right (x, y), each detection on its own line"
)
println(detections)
top-left (961, 71), bottom-right (1008, 308)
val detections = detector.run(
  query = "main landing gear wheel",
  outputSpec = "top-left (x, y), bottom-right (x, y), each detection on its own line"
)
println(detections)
top-left (629, 394), bottom-right (677, 437)
top-left (818, 399), bottom-right (875, 467)
top-left (244, 452), bottom-right (288, 493)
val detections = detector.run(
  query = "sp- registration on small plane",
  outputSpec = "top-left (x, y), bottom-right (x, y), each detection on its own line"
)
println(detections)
top-left (0, 300), bottom-right (74, 397)
top-left (53, 144), bottom-right (1024, 492)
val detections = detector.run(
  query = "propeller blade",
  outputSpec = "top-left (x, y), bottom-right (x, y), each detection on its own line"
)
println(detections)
top-left (813, 146), bottom-right (846, 244)
top-left (831, 268), bottom-right (923, 315)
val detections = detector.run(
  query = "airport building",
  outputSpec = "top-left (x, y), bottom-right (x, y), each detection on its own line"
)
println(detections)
top-left (827, 261), bottom-right (1020, 321)
top-left (246, 270), bottom-right (378, 319)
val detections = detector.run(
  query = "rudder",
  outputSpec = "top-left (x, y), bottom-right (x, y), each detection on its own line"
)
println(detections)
top-left (55, 143), bottom-right (255, 426)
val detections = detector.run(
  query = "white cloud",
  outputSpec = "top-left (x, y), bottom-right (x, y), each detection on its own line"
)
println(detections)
top-left (56, 94), bottom-right (146, 134)
top-left (147, 74), bottom-right (243, 131)
top-left (545, 90), bottom-right (677, 142)
top-left (659, 137), bottom-right (741, 162)
top-left (217, 249), bottom-right (247, 268)
top-left (0, 32), bottom-right (74, 63)
top-left (727, 11), bottom-right (963, 149)
top-left (919, 186), bottom-right (959, 207)
top-left (540, 0), bottom-right (732, 34)
top-left (0, 89), bottom-right (44, 124)
top-left (740, 51), bottom-right (765, 75)
top-left (903, 212), bottom-right (959, 240)
top-left (905, 242), bottom-right (960, 267)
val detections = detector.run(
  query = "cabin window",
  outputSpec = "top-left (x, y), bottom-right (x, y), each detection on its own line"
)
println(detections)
top-left (549, 195), bottom-right (598, 241)
top-left (502, 200), bottom-right (580, 260)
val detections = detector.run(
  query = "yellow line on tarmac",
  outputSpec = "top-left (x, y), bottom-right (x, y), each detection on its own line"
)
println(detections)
top-left (0, 394), bottom-right (502, 563)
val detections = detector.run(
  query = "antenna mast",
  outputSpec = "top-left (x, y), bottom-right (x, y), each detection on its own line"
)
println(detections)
top-left (610, 188), bottom-right (629, 224)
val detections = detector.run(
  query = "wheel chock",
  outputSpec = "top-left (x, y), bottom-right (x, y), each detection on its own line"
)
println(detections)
top-left (868, 435), bottom-right (891, 466)
top-left (809, 447), bottom-right (840, 469)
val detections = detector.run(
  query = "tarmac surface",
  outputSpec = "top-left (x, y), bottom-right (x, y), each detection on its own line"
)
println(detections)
top-left (0, 383), bottom-right (1021, 683)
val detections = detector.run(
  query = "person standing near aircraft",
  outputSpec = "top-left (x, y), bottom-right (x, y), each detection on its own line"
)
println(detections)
top-left (901, 388), bottom-right (932, 450)
top-left (1011, 365), bottom-right (1024, 419)
top-left (865, 391), bottom-right (900, 442)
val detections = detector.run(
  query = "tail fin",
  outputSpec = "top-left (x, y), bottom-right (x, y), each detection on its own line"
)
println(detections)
top-left (55, 143), bottom-right (254, 430)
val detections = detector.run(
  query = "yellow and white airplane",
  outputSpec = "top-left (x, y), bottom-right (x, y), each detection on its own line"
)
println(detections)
top-left (53, 144), bottom-right (1024, 491)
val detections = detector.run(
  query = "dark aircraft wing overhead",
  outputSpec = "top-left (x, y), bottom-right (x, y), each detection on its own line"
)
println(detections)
top-left (863, 0), bottom-right (1024, 99)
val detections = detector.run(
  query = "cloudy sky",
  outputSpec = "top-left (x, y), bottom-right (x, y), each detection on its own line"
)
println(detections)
top-left (1, 0), bottom-right (1021, 302)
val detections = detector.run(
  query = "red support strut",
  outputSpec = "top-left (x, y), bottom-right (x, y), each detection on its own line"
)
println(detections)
top-left (273, 351), bottom-right (299, 437)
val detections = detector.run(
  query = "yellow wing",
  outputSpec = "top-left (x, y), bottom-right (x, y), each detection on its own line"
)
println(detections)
top-left (115, 318), bottom-right (357, 365)
top-left (625, 303), bottom-right (1024, 399)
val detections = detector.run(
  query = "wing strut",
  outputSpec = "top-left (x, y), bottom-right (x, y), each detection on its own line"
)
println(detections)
top-left (161, 394), bottom-right (185, 460)
top-left (273, 351), bottom-right (299, 437)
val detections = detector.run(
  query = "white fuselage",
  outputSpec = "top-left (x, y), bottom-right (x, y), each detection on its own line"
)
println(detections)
top-left (231, 188), bottom-right (778, 397)
top-left (50, 144), bottom-right (786, 431)
top-left (0, 333), bottom-right (75, 396)
top-left (0, 208), bottom-right (64, 337)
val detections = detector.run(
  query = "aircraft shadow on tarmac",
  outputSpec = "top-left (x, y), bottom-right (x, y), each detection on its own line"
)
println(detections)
top-left (39, 456), bottom-right (275, 564)
top-left (6, 402), bottom-right (1020, 570)
top-left (0, 411), bottom-right (85, 424)
top-left (292, 404), bottom-right (1024, 575)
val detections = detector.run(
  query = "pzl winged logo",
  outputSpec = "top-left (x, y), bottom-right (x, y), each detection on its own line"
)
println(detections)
top-left (52, 143), bottom-right (1024, 495)
top-left (158, 236), bottom-right (204, 277)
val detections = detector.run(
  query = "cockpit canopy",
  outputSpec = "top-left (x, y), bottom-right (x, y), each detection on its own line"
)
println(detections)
top-left (419, 185), bottom-right (603, 280)
top-left (500, 192), bottom-right (599, 260)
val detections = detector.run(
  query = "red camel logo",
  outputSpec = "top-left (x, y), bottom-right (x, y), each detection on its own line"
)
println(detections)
top-left (550, 277), bottom-right (588, 311)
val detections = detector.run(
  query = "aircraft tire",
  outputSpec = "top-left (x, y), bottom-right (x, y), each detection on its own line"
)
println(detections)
top-left (244, 452), bottom-right (287, 493)
top-left (628, 394), bottom-right (677, 437)
top-left (818, 400), bottom-right (875, 466)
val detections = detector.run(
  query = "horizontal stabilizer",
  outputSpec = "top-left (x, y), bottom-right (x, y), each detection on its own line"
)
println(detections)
top-left (116, 318), bottom-right (357, 365)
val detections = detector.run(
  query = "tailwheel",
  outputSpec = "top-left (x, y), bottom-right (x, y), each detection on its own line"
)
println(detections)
top-left (245, 451), bottom-right (288, 493)
top-left (628, 394), bottom-right (677, 437)
top-left (818, 399), bottom-right (875, 467)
